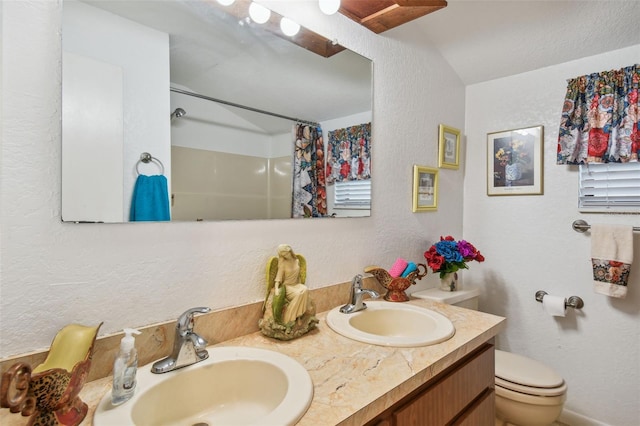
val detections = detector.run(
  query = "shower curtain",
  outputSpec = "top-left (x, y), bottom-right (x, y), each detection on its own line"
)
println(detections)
top-left (292, 124), bottom-right (327, 218)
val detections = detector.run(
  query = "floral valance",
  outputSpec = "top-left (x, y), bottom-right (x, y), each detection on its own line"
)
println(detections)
top-left (326, 122), bottom-right (371, 184)
top-left (557, 64), bottom-right (639, 164)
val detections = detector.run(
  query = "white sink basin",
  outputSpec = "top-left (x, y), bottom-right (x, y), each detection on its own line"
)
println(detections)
top-left (94, 346), bottom-right (313, 426)
top-left (326, 301), bottom-right (455, 347)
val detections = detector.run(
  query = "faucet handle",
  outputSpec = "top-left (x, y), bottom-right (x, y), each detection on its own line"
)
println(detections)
top-left (176, 307), bottom-right (211, 335)
top-left (352, 274), bottom-right (363, 289)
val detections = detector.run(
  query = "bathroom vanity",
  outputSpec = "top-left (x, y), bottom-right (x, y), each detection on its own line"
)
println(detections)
top-left (0, 295), bottom-right (505, 426)
top-left (365, 343), bottom-right (495, 425)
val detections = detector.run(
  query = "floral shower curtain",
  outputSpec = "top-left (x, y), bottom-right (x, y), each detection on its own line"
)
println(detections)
top-left (292, 123), bottom-right (327, 218)
top-left (557, 64), bottom-right (639, 164)
top-left (326, 122), bottom-right (371, 184)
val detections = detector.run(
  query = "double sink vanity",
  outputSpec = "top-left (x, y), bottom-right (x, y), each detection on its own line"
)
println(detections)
top-left (1, 280), bottom-right (505, 426)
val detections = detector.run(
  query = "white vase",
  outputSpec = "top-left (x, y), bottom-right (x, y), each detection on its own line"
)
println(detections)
top-left (505, 163), bottom-right (522, 183)
top-left (439, 272), bottom-right (458, 292)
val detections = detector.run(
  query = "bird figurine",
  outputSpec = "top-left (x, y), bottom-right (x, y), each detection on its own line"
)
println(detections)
top-left (364, 263), bottom-right (427, 302)
top-left (0, 323), bottom-right (102, 426)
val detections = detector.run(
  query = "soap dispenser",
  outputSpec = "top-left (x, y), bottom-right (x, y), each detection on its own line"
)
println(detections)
top-left (111, 328), bottom-right (141, 406)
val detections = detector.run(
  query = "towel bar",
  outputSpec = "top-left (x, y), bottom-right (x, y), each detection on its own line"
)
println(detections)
top-left (535, 290), bottom-right (584, 310)
top-left (572, 219), bottom-right (640, 233)
top-left (136, 152), bottom-right (165, 175)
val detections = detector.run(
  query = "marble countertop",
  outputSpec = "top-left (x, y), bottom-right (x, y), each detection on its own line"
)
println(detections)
top-left (1, 298), bottom-right (505, 426)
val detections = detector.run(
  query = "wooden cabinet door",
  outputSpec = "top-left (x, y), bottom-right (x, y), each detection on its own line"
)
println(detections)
top-left (453, 390), bottom-right (495, 425)
top-left (392, 345), bottom-right (494, 425)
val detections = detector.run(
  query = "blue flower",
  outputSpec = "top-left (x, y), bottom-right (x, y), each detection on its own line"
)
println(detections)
top-left (435, 240), bottom-right (463, 263)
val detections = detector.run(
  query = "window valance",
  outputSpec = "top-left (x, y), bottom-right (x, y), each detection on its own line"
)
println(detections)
top-left (326, 122), bottom-right (371, 184)
top-left (557, 64), bottom-right (639, 164)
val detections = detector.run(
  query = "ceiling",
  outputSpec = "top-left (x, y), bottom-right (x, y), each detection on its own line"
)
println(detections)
top-left (73, 0), bottom-right (639, 132)
top-left (383, 0), bottom-right (640, 85)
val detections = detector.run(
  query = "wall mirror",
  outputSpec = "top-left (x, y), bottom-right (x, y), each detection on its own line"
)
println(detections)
top-left (61, 0), bottom-right (373, 223)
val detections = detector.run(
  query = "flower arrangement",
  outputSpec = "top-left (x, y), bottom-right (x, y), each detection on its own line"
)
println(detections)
top-left (495, 139), bottom-right (529, 166)
top-left (423, 236), bottom-right (485, 278)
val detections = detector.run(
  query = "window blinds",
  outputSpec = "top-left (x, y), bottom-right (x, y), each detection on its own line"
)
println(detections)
top-left (334, 179), bottom-right (371, 209)
top-left (578, 162), bottom-right (640, 212)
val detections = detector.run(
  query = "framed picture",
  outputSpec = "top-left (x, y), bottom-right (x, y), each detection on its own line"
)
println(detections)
top-left (438, 124), bottom-right (460, 169)
top-left (412, 165), bottom-right (438, 212)
top-left (487, 125), bottom-right (543, 196)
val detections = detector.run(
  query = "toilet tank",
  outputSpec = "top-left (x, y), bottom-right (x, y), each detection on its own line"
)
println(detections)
top-left (412, 287), bottom-right (480, 310)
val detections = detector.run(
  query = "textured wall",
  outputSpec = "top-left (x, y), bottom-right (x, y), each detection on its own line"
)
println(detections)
top-left (463, 45), bottom-right (640, 425)
top-left (1, 1), bottom-right (464, 356)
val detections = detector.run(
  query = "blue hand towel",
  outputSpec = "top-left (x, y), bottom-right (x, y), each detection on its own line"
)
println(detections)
top-left (129, 175), bottom-right (170, 222)
top-left (401, 262), bottom-right (418, 278)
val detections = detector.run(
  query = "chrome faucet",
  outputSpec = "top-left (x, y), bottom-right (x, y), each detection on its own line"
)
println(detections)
top-left (151, 306), bottom-right (211, 374)
top-left (340, 274), bottom-right (379, 314)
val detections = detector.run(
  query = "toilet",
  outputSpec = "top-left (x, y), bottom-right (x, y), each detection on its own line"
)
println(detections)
top-left (412, 287), bottom-right (567, 426)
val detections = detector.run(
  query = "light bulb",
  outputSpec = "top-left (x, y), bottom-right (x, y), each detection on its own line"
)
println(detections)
top-left (216, 0), bottom-right (235, 5)
top-left (249, 2), bottom-right (271, 24)
top-left (280, 17), bottom-right (300, 36)
top-left (318, 0), bottom-right (340, 15)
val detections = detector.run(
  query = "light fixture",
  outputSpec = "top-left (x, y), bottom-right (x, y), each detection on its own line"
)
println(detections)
top-left (280, 17), bottom-right (300, 37)
top-left (216, 0), bottom-right (235, 5)
top-left (318, 0), bottom-right (340, 15)
top-left (248, 2), bottom-right (271, 24)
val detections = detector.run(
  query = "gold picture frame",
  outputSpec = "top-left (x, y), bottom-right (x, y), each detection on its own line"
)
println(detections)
top-left (438, 124), bottom-right (460, 169)
top-left (487, 125), bottom-right (544, 196)
top-left (412, 165), bottom-right (438, 212)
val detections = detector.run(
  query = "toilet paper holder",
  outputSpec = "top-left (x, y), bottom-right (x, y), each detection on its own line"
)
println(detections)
top-left (535, 291), bottom-right (584, 310)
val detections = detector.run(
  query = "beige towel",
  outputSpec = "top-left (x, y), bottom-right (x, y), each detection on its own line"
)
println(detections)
top-left (591, 224), bottom-right (633, 298)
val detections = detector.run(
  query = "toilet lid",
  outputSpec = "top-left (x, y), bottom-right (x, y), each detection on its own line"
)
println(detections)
top-left (495, 350), bottom-right (565, 391)
top-left (496, 376), bottom-right (567, 397)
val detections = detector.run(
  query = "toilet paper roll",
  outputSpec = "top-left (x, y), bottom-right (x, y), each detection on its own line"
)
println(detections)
top-left (543, 295), bottom-right (566, 317)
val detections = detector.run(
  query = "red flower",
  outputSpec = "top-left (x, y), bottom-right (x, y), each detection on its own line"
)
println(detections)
top-left (588, 128), bottom-right (609, 157)
top-left (424, 247), bottom-right (445, 271)
top-left (340, 162), bottom-right (350, 178)
top-left (630, 124), bottom-right (639, 154)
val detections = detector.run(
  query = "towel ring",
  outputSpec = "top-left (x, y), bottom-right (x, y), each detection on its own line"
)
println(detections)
top-left (136, 152), bottom-right (165, 176)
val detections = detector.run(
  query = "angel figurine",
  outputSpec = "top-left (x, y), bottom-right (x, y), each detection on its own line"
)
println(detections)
top-left (259, 244), bottom-right (318, 340)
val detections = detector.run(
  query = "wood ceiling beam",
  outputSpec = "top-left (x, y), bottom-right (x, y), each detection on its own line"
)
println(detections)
top-left (339, 0), bottom-right (448, 34)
